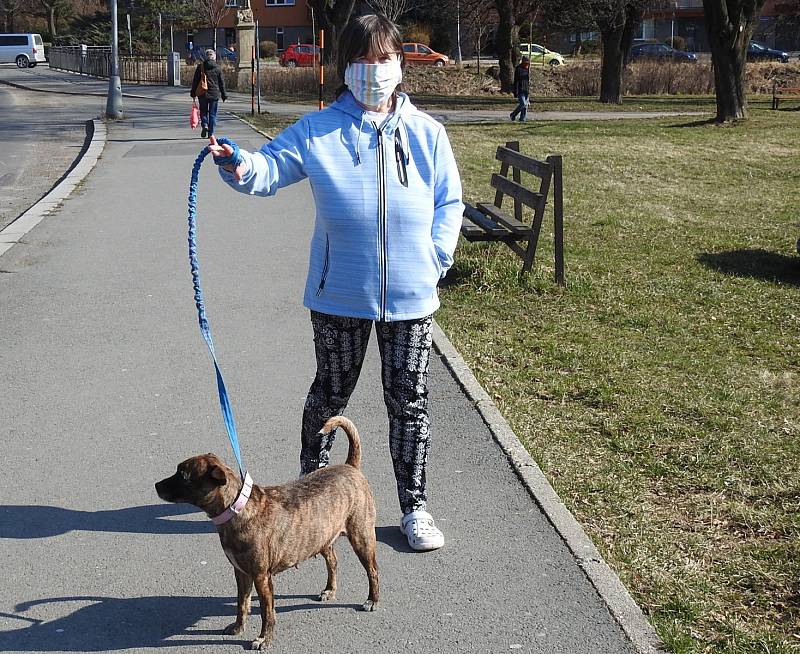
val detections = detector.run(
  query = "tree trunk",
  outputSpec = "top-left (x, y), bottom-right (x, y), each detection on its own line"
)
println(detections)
top-left (307, 0), bottom-right (356, 69)
top-left (599, 26), bottom-right (625, 103)
top-left (702, 0), bottom-right (765, 122)
top-left (708, 35), bottom-right (748, 120)
top-left (49, 7), bottom-right (56, 38)
top-left (599, 5), bottom-right (638, 104)
top-left (495, 0), bottom-right (514, 93)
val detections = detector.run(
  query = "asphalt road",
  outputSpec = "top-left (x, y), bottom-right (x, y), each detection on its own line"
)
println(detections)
top-left (0, 70), bottom-right (104, 230)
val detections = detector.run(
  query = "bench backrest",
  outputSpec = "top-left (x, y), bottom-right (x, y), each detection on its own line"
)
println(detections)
top-left (491, 141), bottom-right (553, 226)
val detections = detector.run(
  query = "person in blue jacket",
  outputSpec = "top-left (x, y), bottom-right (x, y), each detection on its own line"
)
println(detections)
top-left (208, 13), bottom-right (464, 552)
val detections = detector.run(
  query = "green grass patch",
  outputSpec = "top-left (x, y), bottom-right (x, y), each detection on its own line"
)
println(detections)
top-left (243, 113), bottom-right (297, 138)
top-left (440, 112), bottom-right (800, 653)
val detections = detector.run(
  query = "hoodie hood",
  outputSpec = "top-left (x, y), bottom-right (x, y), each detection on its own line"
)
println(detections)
top-left (330, 91), bottom-right (414, 165)
top-left (330, 90), bottom-right (412, 134)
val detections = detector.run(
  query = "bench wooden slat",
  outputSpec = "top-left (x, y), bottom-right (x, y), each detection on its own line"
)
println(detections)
top-left (495, 146), bottom-right (552, 179)
top-left (461, 204), bottom-right (511, 241)
top-left (476, 202), bottom-right (530, 237)
top-left (490, 174), bottom-right (545, 210)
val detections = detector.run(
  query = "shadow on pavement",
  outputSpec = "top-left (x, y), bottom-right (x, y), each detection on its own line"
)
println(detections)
top-left (0, 503), bottom-right (211, 538)
top-left (374, 525), bottom-right (414, 553)
top-left (697, 248), bottom-right (800, 286)
top-left (0, 593), bottom-right (357, 651)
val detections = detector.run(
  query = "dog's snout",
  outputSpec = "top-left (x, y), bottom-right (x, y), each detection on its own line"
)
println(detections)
top-left (155, 476), bottom-right (180, 502)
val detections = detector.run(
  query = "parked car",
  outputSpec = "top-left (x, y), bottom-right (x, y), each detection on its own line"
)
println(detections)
top-left (629, 43), bottom-right (698, 62)
top-left (279, 44), bottom-right (319, 67)
top-left (747, 41), bottom-right (789, 63)
top-left (0, 33), bottom-right (46, 68)
top-left (218, 47), bottom-right (237, 63)
top-left (402, 43), bottom-right (449, 66)
top-left (518, 43), bottom-right (565, 66)
top-left (187, 45), bottom-right (236, 65)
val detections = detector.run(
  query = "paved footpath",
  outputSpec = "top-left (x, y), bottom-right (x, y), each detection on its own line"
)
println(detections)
top-left (0, 70), bottom-right (663, 653)
top-left (1, 65), bottom-right (707, 123)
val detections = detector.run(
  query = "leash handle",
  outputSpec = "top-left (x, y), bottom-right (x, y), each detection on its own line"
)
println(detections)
top-left (187, 138), bottom-right (246, 480)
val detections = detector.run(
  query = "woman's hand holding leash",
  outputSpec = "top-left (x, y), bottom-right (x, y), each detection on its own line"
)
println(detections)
top-left (208, 136), bottom-right (247, 181)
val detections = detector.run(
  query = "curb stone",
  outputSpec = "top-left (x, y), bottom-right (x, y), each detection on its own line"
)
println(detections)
top-left (0, 118), bottom-right (106, 259)
top-left (430, 320), bottom-right (668, 654)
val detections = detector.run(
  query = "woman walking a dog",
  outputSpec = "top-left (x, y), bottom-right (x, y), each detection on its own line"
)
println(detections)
top-left (208, 13), bottom-right (463, 552)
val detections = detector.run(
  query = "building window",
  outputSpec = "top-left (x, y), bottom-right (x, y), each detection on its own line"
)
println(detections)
top-left (225, 0), bottom-right (238, 6)
top-left (636, 19), bottom-right (655, 40)
top-left (266, 0), bottom-right (295, 5)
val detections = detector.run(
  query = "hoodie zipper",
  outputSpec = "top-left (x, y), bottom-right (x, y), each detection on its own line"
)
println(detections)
top-left (374, 122), bottom-right (388, 321)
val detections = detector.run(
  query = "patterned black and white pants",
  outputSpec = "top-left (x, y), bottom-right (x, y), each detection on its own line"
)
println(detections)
top-left (301, 310), bottom-right (434, 515)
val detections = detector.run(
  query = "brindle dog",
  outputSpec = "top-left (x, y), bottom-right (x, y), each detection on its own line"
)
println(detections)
top-left (155, 416), bottom-right (379, 650)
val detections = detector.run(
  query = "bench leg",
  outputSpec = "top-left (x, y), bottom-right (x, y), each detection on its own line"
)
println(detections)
top-left (552, 155), bottom-right (565, 286)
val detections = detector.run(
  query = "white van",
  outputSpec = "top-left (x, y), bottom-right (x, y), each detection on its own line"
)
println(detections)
top-left (0, 33), bottom-right (47, 68)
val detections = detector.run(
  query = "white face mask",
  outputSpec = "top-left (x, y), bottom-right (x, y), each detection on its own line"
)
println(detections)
top-left (344, 59), bottom-right (403, 109)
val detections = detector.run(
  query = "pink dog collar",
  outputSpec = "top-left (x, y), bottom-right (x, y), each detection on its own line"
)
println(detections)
top-left (212, 472), bottom-right (253, 526)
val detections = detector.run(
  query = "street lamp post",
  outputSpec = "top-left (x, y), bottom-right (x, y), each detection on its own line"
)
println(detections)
top-left (671, 2), bottom-right (677, 47)
top-left (106, 0), bottom-right (123, 118)
top-left (455, 0), bottom-right (462, 65)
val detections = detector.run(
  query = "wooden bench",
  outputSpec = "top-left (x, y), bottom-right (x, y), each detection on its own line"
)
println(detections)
top-left (461, 141), bottom-right (565, 284)
top-left (772, 82), bottom-right (800, 110)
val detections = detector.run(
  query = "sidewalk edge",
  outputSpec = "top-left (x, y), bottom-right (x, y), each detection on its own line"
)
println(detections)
top-left (0, 118), bottom-right (107, 260)
top-left (430, 320), bottom-right (666, 654)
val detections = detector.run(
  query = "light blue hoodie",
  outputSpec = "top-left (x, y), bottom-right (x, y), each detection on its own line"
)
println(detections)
top-left (219, 91), bottom-right (464, 322)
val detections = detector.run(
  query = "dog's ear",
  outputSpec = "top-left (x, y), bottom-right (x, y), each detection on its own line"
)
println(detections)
top-left (209, 465), bottom-right (227, 485)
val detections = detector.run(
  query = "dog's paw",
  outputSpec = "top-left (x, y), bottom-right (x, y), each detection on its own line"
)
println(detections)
top-left (223, 621), bottom-right (245, 635)
top-left (318, 590), bottom-right (336, 602)
top-left (250, 637), bottom-right (271, 650)
top-left (362, 599), bottom-right (378, 612)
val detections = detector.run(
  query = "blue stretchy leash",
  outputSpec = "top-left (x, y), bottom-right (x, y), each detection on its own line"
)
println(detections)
top-left (186, 138), bottom-right (246, 480)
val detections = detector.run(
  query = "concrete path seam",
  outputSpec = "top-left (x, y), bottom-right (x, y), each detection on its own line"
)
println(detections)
top-left (0, 118), bottom-right (106, 260)
top-left (430, 320), bottom-right (667, 654)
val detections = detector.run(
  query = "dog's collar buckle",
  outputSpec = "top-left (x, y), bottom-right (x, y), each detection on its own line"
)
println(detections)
top-left (212, 472), bottom-right (253, 526)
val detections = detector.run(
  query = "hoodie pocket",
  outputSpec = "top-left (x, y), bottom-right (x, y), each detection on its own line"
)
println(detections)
top-left (316, 234), bottom-right (331, 296)
top-left (428, 238), bottom-right (443, 279)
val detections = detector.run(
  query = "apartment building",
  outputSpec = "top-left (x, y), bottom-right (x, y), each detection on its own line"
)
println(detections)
top-left (643, 0), bottom-right (799, 52)
top-left (188, 0), bottom-right (314, 54)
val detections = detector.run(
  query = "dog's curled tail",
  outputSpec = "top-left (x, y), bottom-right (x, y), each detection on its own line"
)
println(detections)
top-left (319, 416), bottom-right (361, 469)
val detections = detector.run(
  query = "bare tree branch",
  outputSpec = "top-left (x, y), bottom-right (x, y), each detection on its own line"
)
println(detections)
top-left (190, 0), bottom-right (231, 49)
top-left (363, 0), bottom-right (410, 23)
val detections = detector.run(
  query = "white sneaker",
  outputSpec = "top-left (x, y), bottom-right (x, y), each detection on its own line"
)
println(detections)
top-left (400, 510), bottom-right (444, 551)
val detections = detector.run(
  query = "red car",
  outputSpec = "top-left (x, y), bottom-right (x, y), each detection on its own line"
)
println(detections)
top-left (279, 44), bottom-right (320, 67)
top-left (402, 43), bottom-right (449, 66)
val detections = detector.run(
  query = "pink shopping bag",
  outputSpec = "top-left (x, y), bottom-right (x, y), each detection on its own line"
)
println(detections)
top-left (190, 104), bottom-right (200, 130)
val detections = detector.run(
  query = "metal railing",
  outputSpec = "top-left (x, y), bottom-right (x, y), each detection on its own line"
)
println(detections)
top-left (48, 46), bottom-right (169, 84)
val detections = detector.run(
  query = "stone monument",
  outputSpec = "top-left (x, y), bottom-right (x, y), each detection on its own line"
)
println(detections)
top-left (235, 0), bottom-right (255, 91)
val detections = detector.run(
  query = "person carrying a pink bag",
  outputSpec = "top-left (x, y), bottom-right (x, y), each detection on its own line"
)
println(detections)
top-left (190, 49), bottom-right (227, 138)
